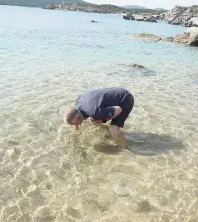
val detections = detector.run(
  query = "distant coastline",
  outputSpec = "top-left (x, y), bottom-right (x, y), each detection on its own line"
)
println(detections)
top-left (44, 3), bottom-right (166, 16)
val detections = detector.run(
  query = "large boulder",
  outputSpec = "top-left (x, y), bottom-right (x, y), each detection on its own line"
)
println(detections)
top-left (185, 17), bottom-right (198, 27)
top-left (188, 32), bottom-right (198, 46)
top-left (135, 15), bottom-right (145, 21)
top-left (144, 16), bottom-right (157, 23)
top-left (185, 27), bottom-right (198, 35)
top-left (165, 5), bottom-right (193, 26)
top-left (173, 34), bottom-right (189, 44)
top-left (152, 14), bottom-right (164, 20)
top-left (123, 12), bottom-right (135, 20)
top-left (129, 33), bottom-right (162, 41)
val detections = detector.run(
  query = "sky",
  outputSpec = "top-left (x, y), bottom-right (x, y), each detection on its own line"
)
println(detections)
top-left (86, 0), bottom-right (198, 9)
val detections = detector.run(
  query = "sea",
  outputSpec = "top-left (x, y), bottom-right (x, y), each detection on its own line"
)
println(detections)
top-left (0, 5), bottom-right (198, 222)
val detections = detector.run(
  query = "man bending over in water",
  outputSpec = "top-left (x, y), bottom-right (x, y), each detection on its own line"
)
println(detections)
top-left (63, 87), bottom-right (134, 148)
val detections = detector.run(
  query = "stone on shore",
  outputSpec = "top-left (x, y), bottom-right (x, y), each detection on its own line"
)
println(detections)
top-left (129, 33), bottom-right (162, 41)
top-left (188, 32), bottom-right (198, 46)
top-left (161, 37), bottom-right (174, 42)
top-left (135, 15), bottom-right (144, 21)
top-left (185, 17), bottom-right (198, 27)
top-left (123, 12), bottom-right (135, 20)
top-left (173, 34), bottom-right (189, 44)
top-left (143, 16), bottom-right (157, 23)
top-left (165, 6), bottom-right (194, 26)
top-left (185, 27), bottom-right (198, 35)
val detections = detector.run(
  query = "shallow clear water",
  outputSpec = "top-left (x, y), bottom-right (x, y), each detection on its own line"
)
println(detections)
top-left (0, 5), bottom-right (198, 222)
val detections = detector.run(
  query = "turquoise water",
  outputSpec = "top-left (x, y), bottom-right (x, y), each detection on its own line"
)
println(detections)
top-left (0, 5), bottom-right (198, 222)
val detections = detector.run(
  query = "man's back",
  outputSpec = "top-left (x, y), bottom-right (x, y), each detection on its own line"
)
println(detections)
top-left (76, 87), bottom-right (130, 108)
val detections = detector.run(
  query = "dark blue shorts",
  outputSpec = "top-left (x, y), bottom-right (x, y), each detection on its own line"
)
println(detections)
top-left (111, 93), bottom-right (134, 128)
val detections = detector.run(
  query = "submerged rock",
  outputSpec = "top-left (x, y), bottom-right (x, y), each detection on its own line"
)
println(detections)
top-left (127, 63), bottom-right (155, 76)
top-left (129, 33), bottom-right (162, 41)
top-left (90, 20), bottom-right (98, 23)
top-left (132, 64), bottom-right (145, 69)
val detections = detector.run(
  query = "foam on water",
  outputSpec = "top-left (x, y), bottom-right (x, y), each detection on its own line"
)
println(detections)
top-left (0, 5), bottom-right (198, 222)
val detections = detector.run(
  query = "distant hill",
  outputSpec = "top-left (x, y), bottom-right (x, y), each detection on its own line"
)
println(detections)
top-left (154, 7), bottom-right (166, 11)
top-left (0, 0), bottom-right (84, 8)
top-left (122, 5), bottom-right (148, 9)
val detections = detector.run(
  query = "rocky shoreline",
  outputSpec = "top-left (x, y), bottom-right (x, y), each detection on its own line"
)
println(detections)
top-left (165, 5), bottom-right (198, 27)
top-left (45, 3), bottom-right (198, 27)
top-left (44, 3), bottom-right (165, 15)
top-left (128, 27), bottom-right (198, 47)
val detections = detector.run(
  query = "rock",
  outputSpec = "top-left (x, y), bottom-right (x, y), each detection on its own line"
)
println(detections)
top-left (188, 32), bottom-right (198, 46)
top-left (185, 27), bottom-right (198, 35)
top-left (153, 14), bottom-right (165, 20)
top-left (129, 33), bottom-right (162, 41)
top-left (185, 17), bottom-right (198, 27)
top-left (132, 64), bottom-right (145, 69)
top-left (44, 3), bottom-right (56, 10)
top-left (123, 12), bottom-right (135, 20)
top-left (173, 34), bottom-right (189, 44)
top-left (135, 15), bottom-right (145, 21)
top-left (137, 200), bottom-right (152, 212)
top-left (161, 37), bottom-right (174, 42)
top-left (144, 16), bottom-right (157, 23)
top-left (129, 64), bottom-right (155, 76)
top-left (90, 20), bottom-right (98, 23)
top-left (165, 5), bottom-right (194, 26)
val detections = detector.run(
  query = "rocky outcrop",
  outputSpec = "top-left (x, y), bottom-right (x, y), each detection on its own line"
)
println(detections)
top-left (161, 37), bottom-right (174, 42)
top-left (44, 3), bottom-right (164, 15)
top-left (152, 14), bottom-right (165, 20)
top-left (165, 5), bottom-right (198, 27)
top-left (185, 17), bottom-right (198, 27)
top-left (188, 32), bottom-right (198, 46)
top-left (185, 27), bottom-right (198, 46)
top-left (173, 34), bottom-right (189, 43)
top-left (143, 16), bottom-right (157, 23)
top-left (45, 3), bottom-right (56, 10)
top-left (128, 31), bottom-right (198, 47)
top-left (123, 12), bottom-right (135, 20)
top-left (124, 15), bottom-right (158, 23)
top-left (135, 15), bottom-right (144, 21)
top-left (185, 27), bottom-right (198, 35)
top-left (129, 33), bottom-right (162, 41)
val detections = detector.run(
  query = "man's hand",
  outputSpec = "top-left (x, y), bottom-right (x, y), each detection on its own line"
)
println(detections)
top-left (109, 125), bottom-right (126, 148)
top-left (91, 119), bottom-right (103, 125)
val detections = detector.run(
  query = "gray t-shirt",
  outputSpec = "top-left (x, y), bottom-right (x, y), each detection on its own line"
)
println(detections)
top-left (76, 87), bottom-right (130, 120)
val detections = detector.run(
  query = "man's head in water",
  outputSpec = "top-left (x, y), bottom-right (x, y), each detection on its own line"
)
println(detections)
top-left (64, 108), bottom-right (84, 129)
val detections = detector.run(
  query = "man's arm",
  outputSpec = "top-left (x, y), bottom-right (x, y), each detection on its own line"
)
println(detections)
top-left (93, 106), bottom-right (122, 121)
top-left (109, 125), bottom-right (126, 148)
